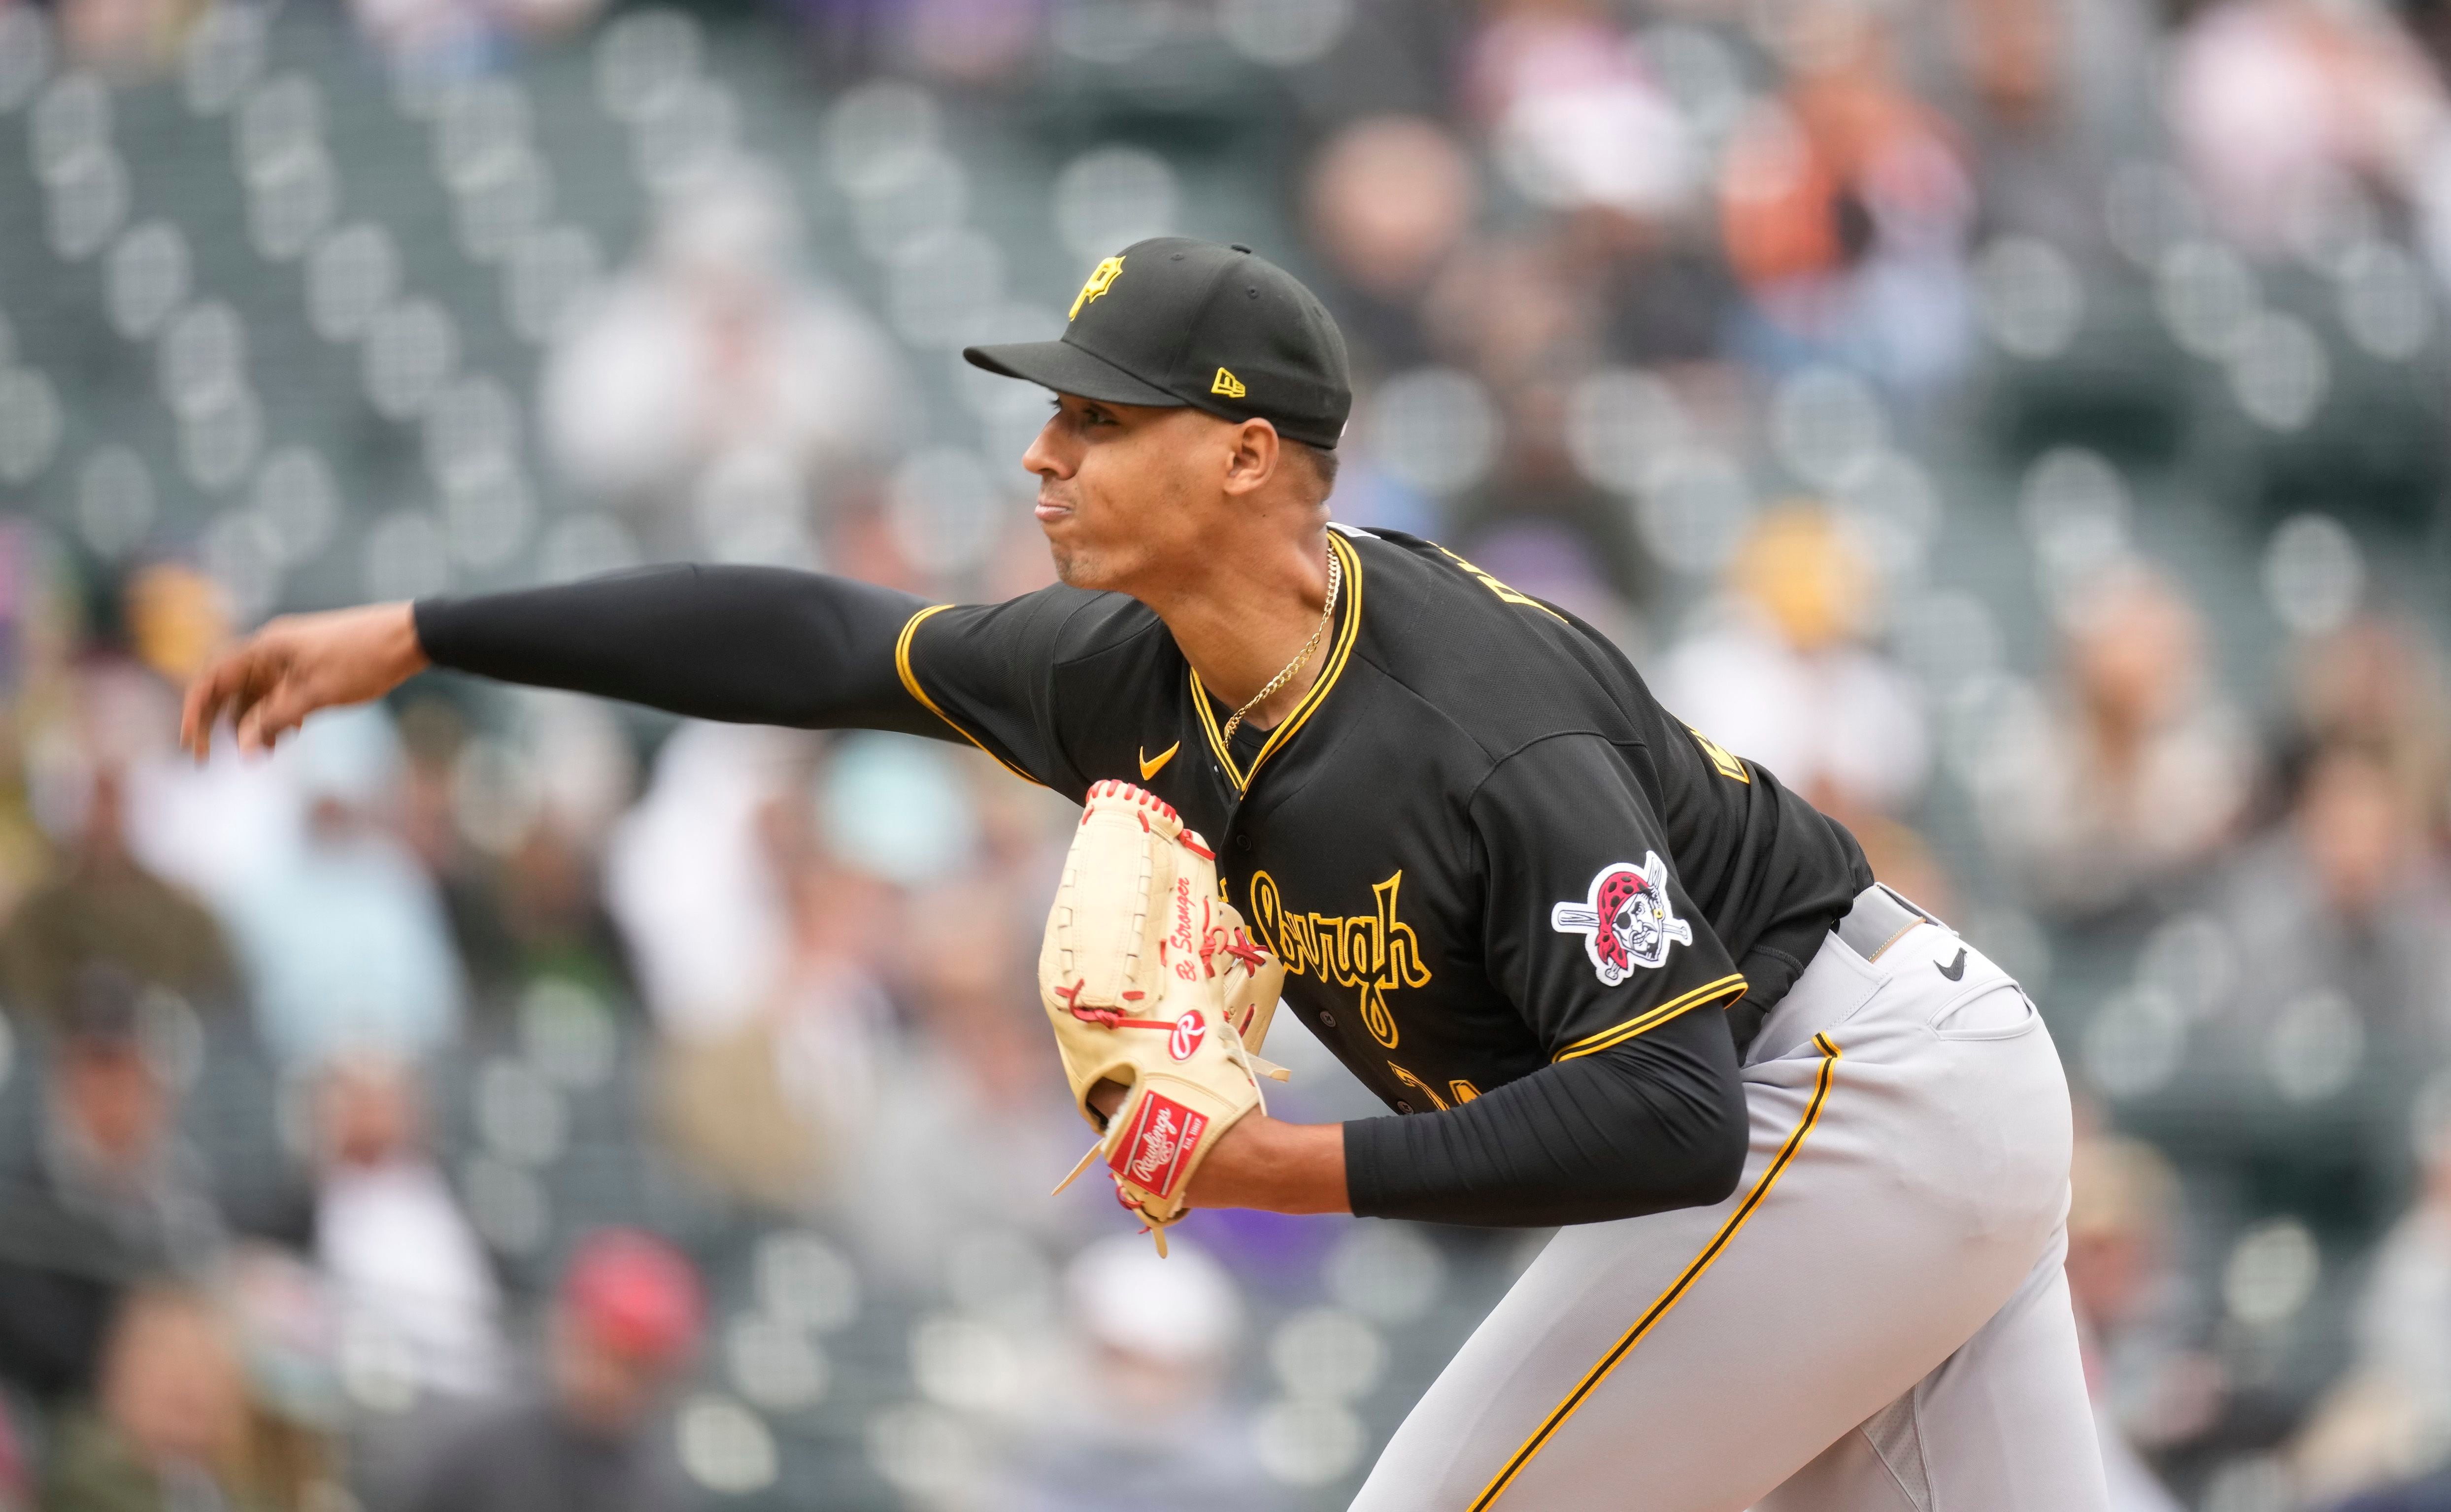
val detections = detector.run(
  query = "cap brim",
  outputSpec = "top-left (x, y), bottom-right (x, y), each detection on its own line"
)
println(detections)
top-left (961, 339), bottom-right (1184, 408)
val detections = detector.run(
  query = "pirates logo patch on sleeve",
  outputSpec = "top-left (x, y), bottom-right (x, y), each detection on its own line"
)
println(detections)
top-left (1549, 852), bottom-right (1694, 985)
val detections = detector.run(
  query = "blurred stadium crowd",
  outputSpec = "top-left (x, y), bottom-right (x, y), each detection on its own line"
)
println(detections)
top-left (1, 0), bottom-right (2450, 1507)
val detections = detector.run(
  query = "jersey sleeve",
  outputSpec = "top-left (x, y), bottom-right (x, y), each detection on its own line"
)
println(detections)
top-left (415, 565), bottom-right (940, 734)
top-left (1469, 733), bottom-right (1749, 1060)
top-left (896, 588), bottom-right (1103, 793)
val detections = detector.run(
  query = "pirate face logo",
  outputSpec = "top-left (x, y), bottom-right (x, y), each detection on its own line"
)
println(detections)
top-left (1549, 852), bottom-right (1694, 985)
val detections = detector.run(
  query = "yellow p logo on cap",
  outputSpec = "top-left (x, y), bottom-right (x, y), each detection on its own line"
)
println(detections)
top-left (1211, 368), bottom-right (1246, 399)
top-left (1070, 256), bottom-right (1124, 320)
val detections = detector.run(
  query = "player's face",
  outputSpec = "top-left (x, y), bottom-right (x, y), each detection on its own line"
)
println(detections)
top-left (1023, 395), bottom-right (1237, 595)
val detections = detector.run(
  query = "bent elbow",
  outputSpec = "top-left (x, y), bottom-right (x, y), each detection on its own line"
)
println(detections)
top-left (1690, 1094), bottom-right (1749, 1206)
top-left (1600, 1091), bottom-right (1748, 1217)
top-left (1658, 1083), bottom-right (1749, 1210)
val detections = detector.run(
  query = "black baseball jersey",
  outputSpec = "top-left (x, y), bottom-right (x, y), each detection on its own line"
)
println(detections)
top-left (416, 527), bottom-right (1872, 1226)
top-left (896, 526), bottom-right (1871, 1108)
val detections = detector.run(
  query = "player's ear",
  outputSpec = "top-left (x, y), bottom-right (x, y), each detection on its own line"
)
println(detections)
top-left (1220, 417), bottom-right (1280, 498)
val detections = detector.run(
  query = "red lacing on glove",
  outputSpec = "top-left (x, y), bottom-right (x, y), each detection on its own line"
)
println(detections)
top-left (1084, 779), bottom-right (1180, 827)
top-left (1214, 927), bottom-right (1268, 972)
top-left (1057, 977), bottom-right (1176, 1033)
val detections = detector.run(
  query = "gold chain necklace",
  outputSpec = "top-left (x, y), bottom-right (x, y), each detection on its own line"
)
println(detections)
top-left (1220, 547), bottom-right (1342, 746)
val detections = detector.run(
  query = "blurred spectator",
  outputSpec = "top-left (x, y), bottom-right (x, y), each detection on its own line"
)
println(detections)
top-left (1302, 116), bottom-right (1477, 375)
top-left (1008, 1235), bottom-right (1282, 1512)
top-left (43, 1285), bottom-right (263, 1512)
top-left (541, 163), bottom-right (908, 561)
top-left (217, 709), bottom-right (468, 1071)
top-left (0, 716), bottom-right (49, 934)
top-left (0, 967), bottom-right (224, 1405)
top-left (1659, 504), bottom-right (1929, 819)
top-left (605, 723), bottom-right (805, 1043)
top-left (395, 697), bottom-right (640, 1014)
top-left (2067, 1132), bottom-right (2194, 1512)
top-left (348, 0), bottom-right (602, 78)
top-left (1718, 0), bottom-right (1975, 387)
top-left (618, 725), bottom-right (853, 1211)
top-left (1419, 233), bottom-right (1594, 409)
top-left (1461, 0), bottom-right (1693, 227)
top-left (2166, 0), bottom-right (2448, 260)
top-left (400, 1230), bottom-right (699, 1512)
top-left (1, 667), bottom-right (241, 1029)
top-left (849, 872), bottom-right (1096, 1270)
top-left (223, 1250), bottom-right (346, 1512)
top-left (453, 822), bottom-right (637, 1007)
top-left (887, 0), bottom-right (1044, 84)
top-left (2295, 1110), bottom-right (2451, 1503)
top-left (1951, 0), bottom-right (2127, 254)
top-left (1977, 563), bottom-right (2255, 922)
top-left (2196, 745), bottom-right (2451, 1151)
top-left (2331, 1459), bottom-right (2451, 1509)
top-left (311, 1057), bottom-right (504, 1402)
top-left (51, 0), bottom-right (188, 82)
top-left (2278, 613), bottom-right (2451, 844)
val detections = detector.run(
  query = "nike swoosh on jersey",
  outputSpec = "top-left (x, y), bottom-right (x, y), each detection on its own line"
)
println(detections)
top-left (1139, 741), bottom-right (1179, 780)
top-left (1936, 947), bottom-right (1967, 981)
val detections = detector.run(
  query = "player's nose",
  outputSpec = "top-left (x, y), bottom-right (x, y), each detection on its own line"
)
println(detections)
top-left (1021, 415), bottom-right (1071, 480)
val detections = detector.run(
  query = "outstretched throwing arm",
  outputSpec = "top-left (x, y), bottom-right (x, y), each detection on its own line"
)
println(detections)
top-left (181, 564), bottom-right (944, 759)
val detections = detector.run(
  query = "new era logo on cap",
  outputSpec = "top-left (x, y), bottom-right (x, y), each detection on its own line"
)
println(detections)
top-left (963, 238), bottom-right (1352, 449)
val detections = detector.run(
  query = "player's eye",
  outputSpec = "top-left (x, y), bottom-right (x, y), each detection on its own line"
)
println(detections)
top-left (1053, 400), bottom-right (1113, 429)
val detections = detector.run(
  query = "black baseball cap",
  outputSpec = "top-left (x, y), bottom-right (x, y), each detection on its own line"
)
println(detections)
top-left (963, 237), bottom-right (1353, 449)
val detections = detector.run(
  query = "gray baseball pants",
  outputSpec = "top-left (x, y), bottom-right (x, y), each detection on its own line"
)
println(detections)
top-left (1350, 887), bottom-right (2110, 1511)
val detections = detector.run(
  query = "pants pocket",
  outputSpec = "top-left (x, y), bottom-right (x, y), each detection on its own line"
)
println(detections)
top-left (1929, 980), bottom-right (2041, 1041)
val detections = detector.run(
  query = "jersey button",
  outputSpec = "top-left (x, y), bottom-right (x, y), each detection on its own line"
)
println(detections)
top-left (1236, 835), bottom-right (1250, 852)
top-left (1395, 1100), bottom-right (1414, 1114)
top-left (1318, 1011), bottom-right (1337, 1030)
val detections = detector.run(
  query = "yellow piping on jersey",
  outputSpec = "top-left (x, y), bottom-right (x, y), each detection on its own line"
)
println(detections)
top-left (1470, 1033), bottom-right (1844, 1510)
top-left (1191, 531), bottom-right (1363, 793)
top-left (1687, 726), bottom-right (1751, 784)
top-left (894, 605), bottom-right (1044, 788)
top-left (1551, 974), bottom-right (1747, 1063)
top-left (1431, 542), bottom-right (1567, 622)
top-left (1385, 1061), bottom-right (1449, 1110)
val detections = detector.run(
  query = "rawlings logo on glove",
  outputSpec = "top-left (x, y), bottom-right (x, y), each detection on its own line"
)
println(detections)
top-left (1111, 1092), bottom-right (1206, 1197)
top-left (1041, 780), bottom-right (1288, 1254)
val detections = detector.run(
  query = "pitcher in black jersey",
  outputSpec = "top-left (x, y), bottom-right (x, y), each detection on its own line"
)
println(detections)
top-left (183, 240), bottom-right (2107, 1510)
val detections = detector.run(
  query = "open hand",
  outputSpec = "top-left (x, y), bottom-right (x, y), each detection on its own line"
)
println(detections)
top-left (179, 602), bottom-right (429, 760)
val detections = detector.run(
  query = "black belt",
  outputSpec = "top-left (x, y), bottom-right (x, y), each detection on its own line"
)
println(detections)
top-left (1835, 882), bottom-right (1938, 964)
top-left (1725, 883), bottom-right (1937, 1055)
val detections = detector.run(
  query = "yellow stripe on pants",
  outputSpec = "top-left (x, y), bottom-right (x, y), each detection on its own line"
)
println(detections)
top-left (1469, 1034), bottom-right (1846, 1509)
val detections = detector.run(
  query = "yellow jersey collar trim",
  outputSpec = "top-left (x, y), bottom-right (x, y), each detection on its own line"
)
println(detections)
top-left (1190, 531), bottom-right (1364, 794)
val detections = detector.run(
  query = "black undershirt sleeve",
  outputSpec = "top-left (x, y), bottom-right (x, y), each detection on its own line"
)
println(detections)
top-left (1335, 731), bottom-right (1755, 1227)
top-left (1340, 1007), bottom-right (1746, 1226)
top-left (412, 565), bottom-right (942, 736)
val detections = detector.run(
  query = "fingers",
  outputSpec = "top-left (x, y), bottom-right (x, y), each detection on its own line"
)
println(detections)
top-left (234, 675), bottom-right (311, 755)
top-left (181, 638), bottom-right (290, 760)
top-left (180, 653), bottom-right (249, 761)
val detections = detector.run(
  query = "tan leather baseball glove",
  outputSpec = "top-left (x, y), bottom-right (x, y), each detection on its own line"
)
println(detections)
top-left (1042, 780), bottom-right (1288, 1254)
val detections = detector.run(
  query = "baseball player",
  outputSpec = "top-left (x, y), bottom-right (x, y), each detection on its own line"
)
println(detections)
top-left (182, 238), bottom-right (2108, 1509)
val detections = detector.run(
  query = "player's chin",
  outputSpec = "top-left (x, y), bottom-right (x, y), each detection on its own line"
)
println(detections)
top-left (1042, 525), bottom-right (1119, 591)
top-left (1048, 544), bottom-right (1104, 591)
